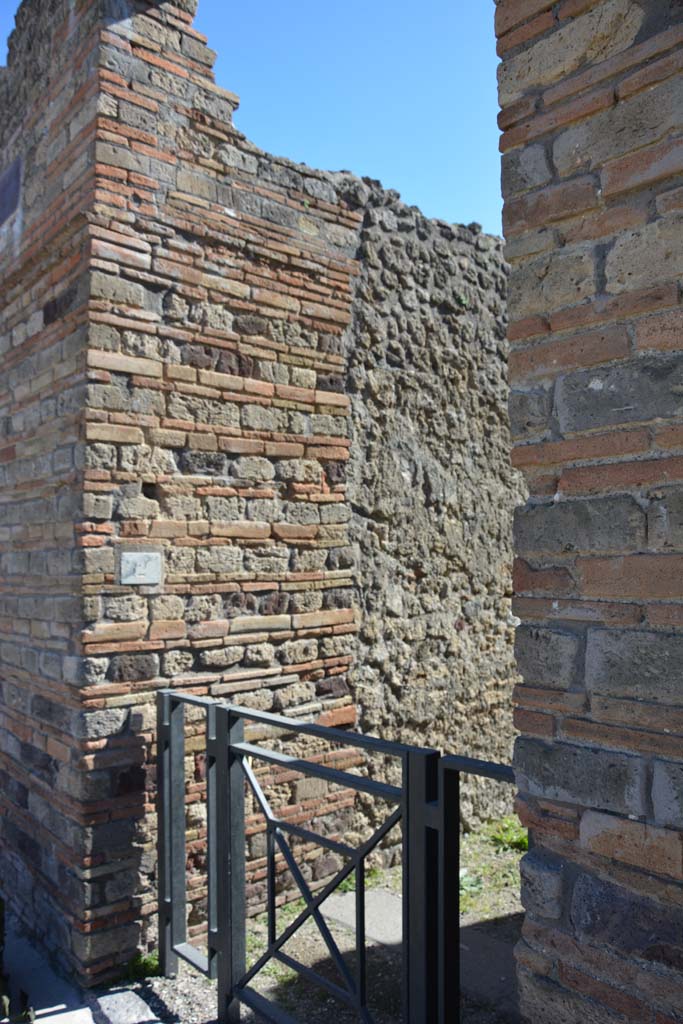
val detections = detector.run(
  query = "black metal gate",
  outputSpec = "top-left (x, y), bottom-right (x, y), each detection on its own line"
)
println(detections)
top-left (157, 690), bottom-right (514, 1024)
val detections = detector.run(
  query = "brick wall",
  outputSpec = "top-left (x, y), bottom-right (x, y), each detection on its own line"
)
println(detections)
top-left (0, 0), bottom-right (521, 988)
top-left (497, 0), bottom-right (683, 1020)
top-left (0, 0), bottom-right (101, 979)
top-left (1, 0), bottom-right (362, 983)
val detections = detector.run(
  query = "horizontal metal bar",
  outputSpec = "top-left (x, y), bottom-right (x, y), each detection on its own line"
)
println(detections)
top-left (274, 951), bottom-right (357, 1008)
top-left (273, 817), bottom-right (357, 859)
top-left (172, 942), bottom-right (211, 976)
top-left (235, 985), bottom-right (300, 1024)
top-left (226, 703), bottom-right (436, 758)
top-left (441, 755), bottom-right (515, 785)
top-left (232, 741), bottom-right (402, 802)
top-left (161, 689), bottom-right (215, 709)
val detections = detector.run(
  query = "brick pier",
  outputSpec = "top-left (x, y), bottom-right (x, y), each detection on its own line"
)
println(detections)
top-left (499, 0), bottom-right (683, 1019)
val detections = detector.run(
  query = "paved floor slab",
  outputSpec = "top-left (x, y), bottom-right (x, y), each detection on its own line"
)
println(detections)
top-left (324, 888), bottom-right (403, 946)
top-left (3, 916), bottom-right (94, 1024)
top-left (323, 888), bottom-right (521, 1022)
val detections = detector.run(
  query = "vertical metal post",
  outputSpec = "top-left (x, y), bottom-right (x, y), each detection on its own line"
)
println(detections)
top-left (206, 704), bottom-right (219, 981)
top-left (402, 748), bottom-right (440, 1024)
top-left (355, 859), bottom-right (366, 1013)
top-left (215, 705), bottom-right (246, 1024)
top-left (438, 762), bottom-right (461, 1024)
top-left (266, 824), bottom-right (276, 947)
top-left (157, 691), bottom-right (184, 977)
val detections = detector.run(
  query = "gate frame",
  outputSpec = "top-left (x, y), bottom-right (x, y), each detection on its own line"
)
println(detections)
top-left (157, 690), bottom-right (515, 1024)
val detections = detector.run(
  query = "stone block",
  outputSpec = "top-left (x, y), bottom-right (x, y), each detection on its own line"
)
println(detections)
top-left (109, 654), bottom-right (160, 683)
top-left (553, 74), bottom-right (683, 177)
top-left (89, 271), bottom-right (145, 308)
top-left (502, 145), bottom-right (552, 198)
top-left (520, 850), bottom-right (564, 919)
top-left (196, 545), bottom-right (243, 574)
top-left (233, 456), bottom-right (276, 482)
top-left (556, 353), bottom-right (683, 434)
top-left (586, 629), bottom-right (683, 706)
top-left (571, 871), bottom-right (683, 966)
top-left (606, 213), bottom-right (683, 294)
top-left (648, 488), bottom-right (683, 549)
top-left (515, 737), bottom-right (646, 816)
top-left (244, 643), bottom-right (275, 666)
top-left (509, 386), bottom-right (553, 440)
top-left (198, 646), bottom-right (244, 668)
top-left (514, 496), bottom-right (645, 554)
top-left (498, 0), bottom-right (644, 104)
top-left (652, 760), bottom-right (683, 828)
top-left (508, 247), bottom-right (595, 320)
top-left (515, 624), bottom-right (583, 690)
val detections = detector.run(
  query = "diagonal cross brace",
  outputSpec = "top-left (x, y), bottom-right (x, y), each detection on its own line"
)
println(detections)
top-left (235, 769), bottom-right (402, 994)
top-left (238, 756), bottom-right (358, 999)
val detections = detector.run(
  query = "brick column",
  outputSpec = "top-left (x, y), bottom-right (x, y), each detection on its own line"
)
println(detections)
top-left (497, 1), bottom-right (683, 1020)
top-left (1, 0), bottom-right (361, 983)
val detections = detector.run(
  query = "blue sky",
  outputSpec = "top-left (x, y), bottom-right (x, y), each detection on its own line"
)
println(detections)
top-left (1, 1), bottom-right (503, 234)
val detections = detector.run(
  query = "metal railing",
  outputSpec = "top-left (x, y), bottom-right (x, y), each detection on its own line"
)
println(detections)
top-left (157, 690), bottom-right (515, 1024)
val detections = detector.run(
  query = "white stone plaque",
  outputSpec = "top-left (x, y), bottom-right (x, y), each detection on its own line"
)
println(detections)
top-left (120, 550), bottom-right (162, 586)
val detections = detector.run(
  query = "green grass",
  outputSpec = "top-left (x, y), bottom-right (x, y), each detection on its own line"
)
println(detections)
top-left (126, 951), bottom-right (161, 981)
top-left (459, 816), bottom-right (526, 919)
top-left (244, 815), bottom-right (526, 969)
top-left (336, 864), bottom-right (383, 894)
top-left (487, 817), bottom-right (529, 853)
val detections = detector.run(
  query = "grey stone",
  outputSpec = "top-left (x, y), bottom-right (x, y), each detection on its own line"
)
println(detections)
top-left (648, 488), bottom-right (683, 549)
top-left (571, 871), bottom-right (683, 965)
top-left (109, 654), bottom-right (159, 683)
top-left (554, 74), bottom-right (683, 177)
top-left (520, 850), bottom-right (563, 919)
top-left (198, 646), bottom-right (244, 668)
top-left (275, 459), bottom-right (322, 483)
top-left (508, 246), bottom-right (595, 320)
top-left (586, 629), bottom-right (683, 707)
top-left (606, 214), bottom-right (683, 295)
top-left (162, 650), bottom-right (195, 675)
top-left (498, 0), bottom-right (644, 106)
top-left (515, 496), bottom-right (645, 554)
top-left (243, 547), bottom-right (290, 574)
top-left (90, 271), bottom-right (145, 308)
top-left (515, 624), bottom-right (582, 690)
top-left (180, 450), bottom-right (229, 476)
top-left (150, 595), bottom-right (184, 620)
top-left (556, 354), bottom-right (683, 434)
top-left (509, 387), bottom-right (553, 440)
top-left (279, 638), bottom-right (319, 665)
top-left (196, 545), bottom-right (242, 574)
top-left (652, 760), bottom-right (683, 828)
top-left (78, 709), bottom-right (129, 740)
top-left (232, 456), bottom-right (275, 482)
top-left (184, 594), bottom-right (222, 623)
top-left (502, 145), bottom-right (552, 198)
top-left (102, 594), bottom-right (147, 622)
top-left (244, 643), bottom-right (275, 666)
top-left (515, 737), bottom-right (646, 816)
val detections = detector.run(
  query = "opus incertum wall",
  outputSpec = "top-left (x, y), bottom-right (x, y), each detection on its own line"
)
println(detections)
top-left (0, 0), bottom-right (520, 983)
top-left (498, 0), bottom-right (683, 1020)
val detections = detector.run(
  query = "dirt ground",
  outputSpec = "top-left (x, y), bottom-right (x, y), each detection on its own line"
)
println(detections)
top-left (133, 818), bottom-right (525, 1024)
